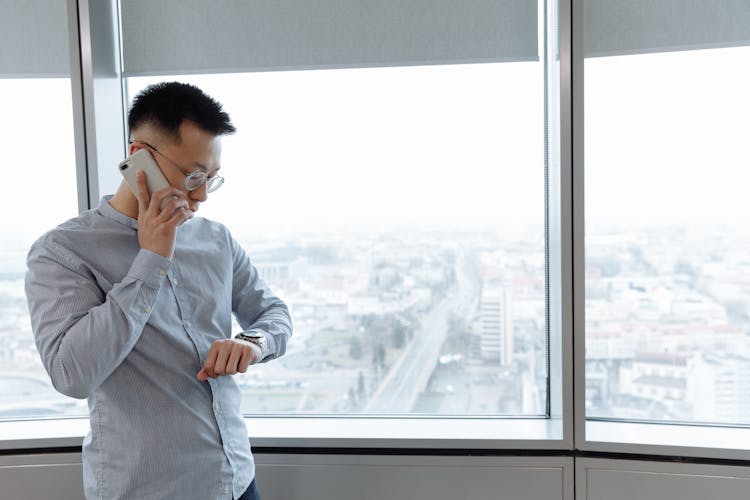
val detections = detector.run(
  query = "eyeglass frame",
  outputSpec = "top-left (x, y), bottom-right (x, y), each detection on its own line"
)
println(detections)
top-left (128, 140), bottom-right (225, 193)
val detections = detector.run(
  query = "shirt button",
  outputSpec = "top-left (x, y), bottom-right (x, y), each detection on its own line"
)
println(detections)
top-left (158, 269), bottom-right (166, 275)
top-left (213, 403), bottom-right (219, 411)
top-left (143, 306), bottom-right (150, 313)
top-left (172, 279), bottom-right (179, 286)
top-left (223, 488), bottom-right (230, 495)
top-left (183, 320), bottom-right (191, 328)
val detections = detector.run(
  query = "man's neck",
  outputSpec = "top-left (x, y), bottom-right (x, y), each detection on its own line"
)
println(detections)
top-left (109, 182), bottom-right (139, 219)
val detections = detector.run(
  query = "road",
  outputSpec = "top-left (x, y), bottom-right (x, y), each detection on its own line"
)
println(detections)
top-left (364, 250), bottom-right (479, 413)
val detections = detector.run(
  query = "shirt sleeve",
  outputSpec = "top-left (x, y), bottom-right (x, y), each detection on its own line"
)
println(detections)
top-left (229, 234), bottom-right (292, 363)
top-left (25, 239), bottom-right (171, 399)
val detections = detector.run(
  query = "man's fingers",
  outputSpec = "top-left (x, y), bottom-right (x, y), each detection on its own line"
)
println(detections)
top-left (238, 348), bottom-right (252, 373)
top-left (226, 348), bottom-right (243, 375)
top-left (200, 340), bottom-right (255, 380)
top-left (135, 171), bottom-right (150, 211)
top-left (149, 188), bottom-right (186, 217)
top-left (214, 347), bottom-right (230, 375)
top-left (202, 345), bottom-right (219, 378)
top-left (167, 207), bottom-right (193, 226)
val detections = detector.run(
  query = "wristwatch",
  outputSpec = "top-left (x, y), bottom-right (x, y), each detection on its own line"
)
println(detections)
top-left (235, 331), bottom-right (270, 362)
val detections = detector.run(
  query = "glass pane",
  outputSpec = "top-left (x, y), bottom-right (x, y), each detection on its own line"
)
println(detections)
top-left (128, 62), bottom-right (550, 416)
top-left (585, 46), bottom-right (750, 425)
top-left (0, 78), bottom-right (84, 419)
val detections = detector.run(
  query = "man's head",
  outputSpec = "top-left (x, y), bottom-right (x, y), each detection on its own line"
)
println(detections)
top-left (126, 82), bottom-right (235, 213)
top-left (128, 81), bottom-right (235, 141)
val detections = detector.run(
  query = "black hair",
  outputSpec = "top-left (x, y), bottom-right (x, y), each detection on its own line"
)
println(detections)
top-left (127, 82), bottom-right (236, 139)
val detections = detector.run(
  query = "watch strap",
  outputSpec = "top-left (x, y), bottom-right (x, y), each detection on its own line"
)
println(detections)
top-left (236, 331), bottom-right (270, 360)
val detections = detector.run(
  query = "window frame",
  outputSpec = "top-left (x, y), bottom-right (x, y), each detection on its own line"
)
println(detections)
top-left (0, 0), bottom-right (571, 451)
top-left (5, 0), bottom-right (748, 461)
top-left (570, 0), bottom-right (750, 460)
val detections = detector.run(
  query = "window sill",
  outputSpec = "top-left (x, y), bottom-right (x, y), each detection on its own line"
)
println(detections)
top-left (247, 416), bottom-right (565, 449)
top-left (0, 416), bottom-right (565, 452)
top-left (5, 417), bottom-right (749, 460)
top-left (584, 420), bottom-right (750, 460)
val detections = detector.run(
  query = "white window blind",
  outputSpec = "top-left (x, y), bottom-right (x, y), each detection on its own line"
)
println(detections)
top-left (0, 0), bottom-right (70, 77)
top-left (120, 0), bottom-right (538, 76)
top-left (584, 0), bottom-right (750, 58)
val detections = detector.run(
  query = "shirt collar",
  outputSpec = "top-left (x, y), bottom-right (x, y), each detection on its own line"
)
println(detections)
top-left (99, 195), bottom-right (139, 229)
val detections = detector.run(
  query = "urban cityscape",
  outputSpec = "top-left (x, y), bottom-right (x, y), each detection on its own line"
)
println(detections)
top-left (1, 224), bottom-right (748, 425)
top-left (586, 225), bottom-right (750, 425)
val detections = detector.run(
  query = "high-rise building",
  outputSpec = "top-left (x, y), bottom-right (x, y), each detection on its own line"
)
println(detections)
top-left (476, 286), bottom-right (514, 365)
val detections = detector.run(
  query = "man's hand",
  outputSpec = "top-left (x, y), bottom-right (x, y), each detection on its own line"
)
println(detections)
top-left (135, 171), bottom-right (192, 259)
top-left (197, 339), bottom-right (262, 381)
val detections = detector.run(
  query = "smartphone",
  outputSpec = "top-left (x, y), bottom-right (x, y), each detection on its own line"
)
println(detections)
top-left (118, 148), bottom-right (170, 198)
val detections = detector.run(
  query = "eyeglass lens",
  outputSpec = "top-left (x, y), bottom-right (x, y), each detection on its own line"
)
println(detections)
top-left (184, 171), bottom-right (224, 193)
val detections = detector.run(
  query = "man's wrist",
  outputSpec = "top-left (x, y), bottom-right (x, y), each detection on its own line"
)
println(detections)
top-left (235, 331), bottom-right (271, 361)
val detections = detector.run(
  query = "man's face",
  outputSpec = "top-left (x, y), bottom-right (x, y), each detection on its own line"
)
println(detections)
top-left (132, 120), bottom-right (223, 214)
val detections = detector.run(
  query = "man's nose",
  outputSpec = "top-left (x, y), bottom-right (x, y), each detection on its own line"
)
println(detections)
top-left (189, 183), bottom-right (208, 202)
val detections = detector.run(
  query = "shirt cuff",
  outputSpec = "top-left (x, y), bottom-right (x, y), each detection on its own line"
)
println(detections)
top-left (126, 249), bottom-right (172, 287)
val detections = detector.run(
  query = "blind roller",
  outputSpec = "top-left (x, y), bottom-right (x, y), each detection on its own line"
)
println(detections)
top-left (121, 0), bottom-right (538, 76)
top-left (584, 0), bottom-right (750, 58)
top-left (0, 0), bottom-right (70, 77)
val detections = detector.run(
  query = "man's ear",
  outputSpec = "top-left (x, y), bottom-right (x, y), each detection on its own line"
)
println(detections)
top-left (128, 141), bottom-right (142, 156)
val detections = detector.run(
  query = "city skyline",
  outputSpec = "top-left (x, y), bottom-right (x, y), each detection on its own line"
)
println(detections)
top-left (2, 224), bottom-right (749, 425)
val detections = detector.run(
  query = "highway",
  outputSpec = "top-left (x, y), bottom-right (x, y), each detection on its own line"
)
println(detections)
top-left (364, 250), bottom-right (479, 413)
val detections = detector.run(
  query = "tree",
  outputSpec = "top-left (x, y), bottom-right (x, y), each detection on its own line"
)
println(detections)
top-left (357, 371), bottom-right (366, 399)
top-left (349, 335), bottom-right (363, 359)
top-left (372, 342), bottom-right (386, 369)
top-left (391, 323), bottom-right (406, 349)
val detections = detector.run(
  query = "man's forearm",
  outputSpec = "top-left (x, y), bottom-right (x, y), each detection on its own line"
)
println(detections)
top-left (242, 302), bottom-right (292, 362)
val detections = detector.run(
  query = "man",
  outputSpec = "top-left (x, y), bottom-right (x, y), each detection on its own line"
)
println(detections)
top-left (25, 82), bottom-right (292, 499)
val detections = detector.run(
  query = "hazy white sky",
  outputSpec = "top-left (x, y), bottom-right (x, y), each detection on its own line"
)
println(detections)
top-left (585, 46), bottom-right (750, 230)
top-left (0, 79), bottom-right (79, 245)
top-left (128, 63), bottom-right (545, 236)
top-left (2, 45), bottom-right (749, 244)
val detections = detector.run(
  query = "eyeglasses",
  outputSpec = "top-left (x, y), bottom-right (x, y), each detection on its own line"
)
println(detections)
top-left (130, 141), bottom-right (225, 193)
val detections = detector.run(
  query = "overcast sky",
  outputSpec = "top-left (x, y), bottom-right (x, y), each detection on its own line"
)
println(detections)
top-left (2, 45), bottom-right (748, 246)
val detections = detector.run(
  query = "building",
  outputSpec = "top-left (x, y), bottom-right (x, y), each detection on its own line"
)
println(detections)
top-left (475, 287), bottom-right (514, 365)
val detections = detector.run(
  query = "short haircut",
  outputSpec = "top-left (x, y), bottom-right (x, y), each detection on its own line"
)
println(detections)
top-left (128, 82), bottom-right (236, 140)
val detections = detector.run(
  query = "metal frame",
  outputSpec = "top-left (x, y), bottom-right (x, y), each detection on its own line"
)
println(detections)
top-left (14, 0), bottom-right (573, 453)
top-left (569, 0), bottom-right (750, 460)
top-left (68, 0), bottom-right (126, 210)
top-left (549, 0), bottom-right (575, 448)
top-left (571, 0), bottom-right (587, 454)
top-left (66, 0), bottom-right (90, 213)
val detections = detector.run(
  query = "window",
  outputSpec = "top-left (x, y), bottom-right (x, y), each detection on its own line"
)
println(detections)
top-left (0, 1), bottom-right (84, 420)
top-left (128, 62), bottom-right (551, 417)
top-left (0, 78), bottom-right (82, 419)
top-left (584, 45), bottom-right (750, 426)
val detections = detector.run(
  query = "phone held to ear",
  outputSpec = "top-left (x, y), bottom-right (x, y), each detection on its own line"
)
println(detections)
top-left (118, 148), bottom-right (171, 198)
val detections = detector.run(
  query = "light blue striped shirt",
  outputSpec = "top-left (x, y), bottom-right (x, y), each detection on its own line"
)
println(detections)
top-left (25, 196), bottom-right (292, 500)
